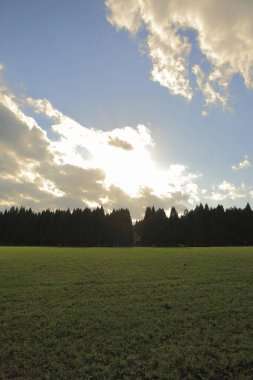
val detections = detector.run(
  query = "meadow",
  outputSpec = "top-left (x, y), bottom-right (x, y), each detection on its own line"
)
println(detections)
top-left (0, 246), bottom-right (253, 380)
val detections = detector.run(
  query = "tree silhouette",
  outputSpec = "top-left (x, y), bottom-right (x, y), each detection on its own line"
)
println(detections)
top-left (0, 203), bottom-right (253, 247)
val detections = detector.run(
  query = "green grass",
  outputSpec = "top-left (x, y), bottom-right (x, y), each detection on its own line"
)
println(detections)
top-left (0, 246), bottom-right (253, 379)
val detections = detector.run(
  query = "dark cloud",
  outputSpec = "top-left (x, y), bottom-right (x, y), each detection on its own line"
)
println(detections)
top-left (108, 136), bottom-right (133, 150)
top-left (0, 103), bottom-right (51, 161)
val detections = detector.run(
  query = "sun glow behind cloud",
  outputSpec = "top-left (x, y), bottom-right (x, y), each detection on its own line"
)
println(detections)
top-left (0, 85), bottom-right (202, 218)
top-left (2, 83), bottom-right (252, 218)
top-left (27, 97), bottom-right (199, 200)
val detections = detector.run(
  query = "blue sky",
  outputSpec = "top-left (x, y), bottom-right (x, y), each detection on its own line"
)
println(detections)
top-left (1, 0), bottom-right (253, 218)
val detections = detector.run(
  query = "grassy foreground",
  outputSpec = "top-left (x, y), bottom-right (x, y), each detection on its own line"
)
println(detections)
top-left (0, 247), bottom-right (253, 380)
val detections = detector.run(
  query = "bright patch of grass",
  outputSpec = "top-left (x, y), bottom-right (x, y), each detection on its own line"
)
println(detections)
top-left (0, 247), bottom-right (253, 379)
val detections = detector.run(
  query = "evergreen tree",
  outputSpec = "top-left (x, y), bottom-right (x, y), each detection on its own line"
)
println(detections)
top-left (1, 203), bottom-right (253, 247)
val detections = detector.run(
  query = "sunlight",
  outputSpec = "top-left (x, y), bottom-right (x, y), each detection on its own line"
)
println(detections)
top-left (49, 118), bottom-right (194, 200)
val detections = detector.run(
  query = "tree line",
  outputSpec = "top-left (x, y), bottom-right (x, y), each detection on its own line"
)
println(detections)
top-left (135, 203), bottom-right (253, 246)
top-left (0, 203), bottom-right (253, 246)
top-left (0, 207), bottom-right (133, 246)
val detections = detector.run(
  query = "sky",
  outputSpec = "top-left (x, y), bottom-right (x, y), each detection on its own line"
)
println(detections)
top-left (1, 0), bottom-right (253, 220)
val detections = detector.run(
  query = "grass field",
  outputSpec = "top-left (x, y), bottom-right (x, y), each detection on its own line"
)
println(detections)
top-left (0, 246), bottom-right (253, 379)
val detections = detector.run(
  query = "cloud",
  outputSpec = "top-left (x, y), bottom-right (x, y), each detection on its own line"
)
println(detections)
top-left (108, 136), bottom-right (133, 150)
top-left (231, 155), bottom-right (251, 170)
top-left (210, 180), bottom-right (248, 202)
top-left (6, 88), bottom-right (253, 218)
top-left (192, 64), bottom-right (229, 108)
top-left (104, 185), bottom-right (192, 221)
top-left (0, 103), bottom-right (50, 162)
top-left (0, 90), bottom-right (107, 211)
top-left (0, 86), bottom-right (201, 218)
top-left (27, 97), bottom-right (63, 121)
top-left (27, 96), bottom-right (200, 202)
top-left (106, 0), bottom-right (253, 108)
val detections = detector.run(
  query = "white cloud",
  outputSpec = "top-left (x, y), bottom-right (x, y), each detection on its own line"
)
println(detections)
top-left (232, 155), bottom-right (251, 170)
top-left (27, 97), bottom-right (63, 121)
top-left (106, 0), bottom-right (253, 108)
top-left (192, 64), bottom-right (229, 108)
top-left (219, 181), bottom-right (247, 200)
top-left (106, 0), bottom-right (142, 35)
top-left (210, 192), bottom-right (226, 202)
top-left (147, 28), bottom-right (193, 100)
top-left (210, 180), bottom-right (248, 202)
top-left (1, 91), bottom-right (40, 130)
